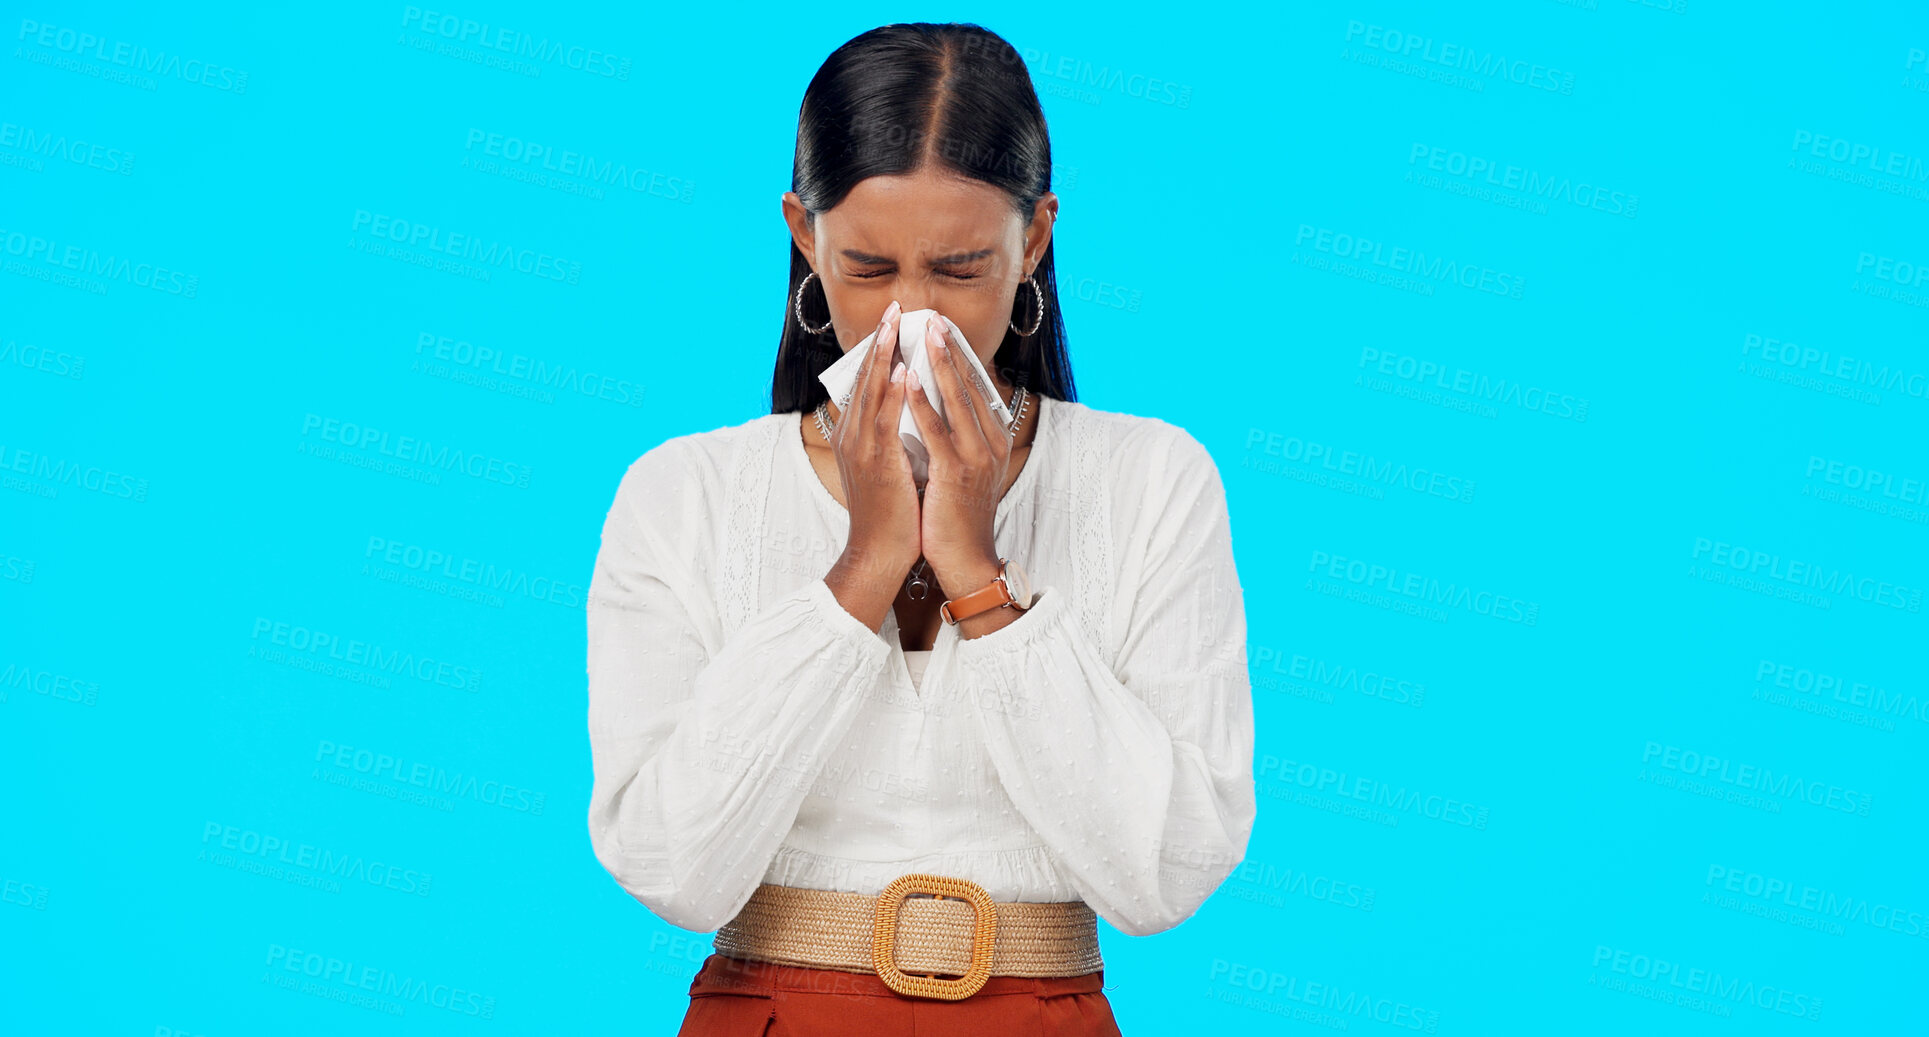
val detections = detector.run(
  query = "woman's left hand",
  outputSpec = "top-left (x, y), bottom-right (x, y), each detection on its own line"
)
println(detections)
top-left (904, 315), bottom-right (1009, 595)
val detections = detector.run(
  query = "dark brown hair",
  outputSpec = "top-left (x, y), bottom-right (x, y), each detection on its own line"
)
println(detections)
top-left (769, 22), bottom-right (1076, 413)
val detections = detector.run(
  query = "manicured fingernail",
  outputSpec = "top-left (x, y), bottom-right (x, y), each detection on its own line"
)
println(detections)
top-left (932, 322), bottom-right (947, 351)
top-left (907, 368), bottom-right (921, 392)
top-left (885, 299), bottom-right (901, 322)
top-left (892, 362), bottom-right (905, 383)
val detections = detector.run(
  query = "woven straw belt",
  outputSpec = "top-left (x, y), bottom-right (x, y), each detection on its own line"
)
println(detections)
top-left (712, 873), bottom-right (1104, 1000)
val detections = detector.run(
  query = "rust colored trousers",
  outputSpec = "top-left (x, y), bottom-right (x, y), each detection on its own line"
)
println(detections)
top-left (675, 953), bottom-right (1125, 1036)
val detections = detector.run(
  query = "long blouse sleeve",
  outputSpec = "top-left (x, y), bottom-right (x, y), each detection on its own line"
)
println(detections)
top-left (948, 426), bottom-right (1256, 937)
top-left (585, 441), bottom-right (893, 932)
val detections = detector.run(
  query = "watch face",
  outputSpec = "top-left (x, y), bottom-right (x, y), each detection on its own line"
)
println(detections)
top-left (1002, 558), bottom-right (1034, 609)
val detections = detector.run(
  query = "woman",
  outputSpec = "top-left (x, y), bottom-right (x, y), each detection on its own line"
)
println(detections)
top-left (586, 22), bottom-right (1254, 1036)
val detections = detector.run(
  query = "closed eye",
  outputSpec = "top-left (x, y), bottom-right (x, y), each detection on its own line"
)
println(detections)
top-left (848, 268), bottom-right (982, 280)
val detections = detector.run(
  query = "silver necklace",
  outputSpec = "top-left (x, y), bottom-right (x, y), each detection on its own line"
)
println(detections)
top-left (813, 384), bottom-right (1030, 444)
top-left (812, 385), bottom-right (1031, 601)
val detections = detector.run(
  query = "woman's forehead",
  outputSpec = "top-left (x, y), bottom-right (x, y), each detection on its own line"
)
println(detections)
top-left (823, 172), bottom-right (1020, 252)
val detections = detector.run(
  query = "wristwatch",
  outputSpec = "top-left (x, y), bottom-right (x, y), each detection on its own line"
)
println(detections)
top-left (939, 557), bottom-right (1034, 625)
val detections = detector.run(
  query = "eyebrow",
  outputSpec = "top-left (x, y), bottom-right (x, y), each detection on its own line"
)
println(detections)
top-left (839, 247), bottom-right (997, 265)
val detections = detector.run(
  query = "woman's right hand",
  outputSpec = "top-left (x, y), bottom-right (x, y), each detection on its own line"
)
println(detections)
top-left (826, 300), bottom-right (921, 622)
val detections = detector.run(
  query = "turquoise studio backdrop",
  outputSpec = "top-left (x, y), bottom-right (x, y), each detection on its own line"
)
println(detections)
top-left (4, 1), bottom-right (1926, 1033)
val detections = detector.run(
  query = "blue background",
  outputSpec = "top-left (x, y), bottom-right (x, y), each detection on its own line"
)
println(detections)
top-left (5, 1), bottom-right (1926, 1033)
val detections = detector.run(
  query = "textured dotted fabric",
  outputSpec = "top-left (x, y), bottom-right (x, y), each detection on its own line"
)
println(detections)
top-left (586, 393), bottom-right (1255, 938)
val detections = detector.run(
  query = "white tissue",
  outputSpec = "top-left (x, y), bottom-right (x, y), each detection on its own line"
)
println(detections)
top-left (815, 309), bottom-right (1014, 484)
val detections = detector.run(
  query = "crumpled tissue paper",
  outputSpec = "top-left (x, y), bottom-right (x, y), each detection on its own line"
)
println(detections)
top-left (816, 308), bottom-right (1013, 484)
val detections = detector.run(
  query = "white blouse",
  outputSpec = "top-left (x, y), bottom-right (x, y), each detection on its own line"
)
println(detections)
top-left (902, 649), bottom-right (933, 690)
top-left (585, 393), bottom-right (1255, 938)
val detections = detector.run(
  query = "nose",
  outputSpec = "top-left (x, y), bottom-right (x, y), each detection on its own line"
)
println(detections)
top-left (892, 288), bottom-right (936, 316)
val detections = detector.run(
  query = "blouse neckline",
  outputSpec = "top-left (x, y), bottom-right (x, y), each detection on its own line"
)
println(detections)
top-left (786, 392), bottom-right (1056, 528)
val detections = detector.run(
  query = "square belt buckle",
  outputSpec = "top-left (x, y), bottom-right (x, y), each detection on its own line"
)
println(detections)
top-left (871, 873), bottom-right (998, 1000)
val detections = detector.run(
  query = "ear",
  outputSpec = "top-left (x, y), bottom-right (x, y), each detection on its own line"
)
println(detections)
top-left (1021, 191), bottom-right (1059, 276)
top-left (781, 192), bottom-right (817, 270)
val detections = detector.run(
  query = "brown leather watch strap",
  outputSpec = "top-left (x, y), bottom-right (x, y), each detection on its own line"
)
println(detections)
top-left (940, 566), bottom-right (1015, 625)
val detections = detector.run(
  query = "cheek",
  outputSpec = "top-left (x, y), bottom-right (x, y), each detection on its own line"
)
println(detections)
top-left (822, 282), bottom-right (892, 351)
top-left (940, 287), bottom-right (1014, 354)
